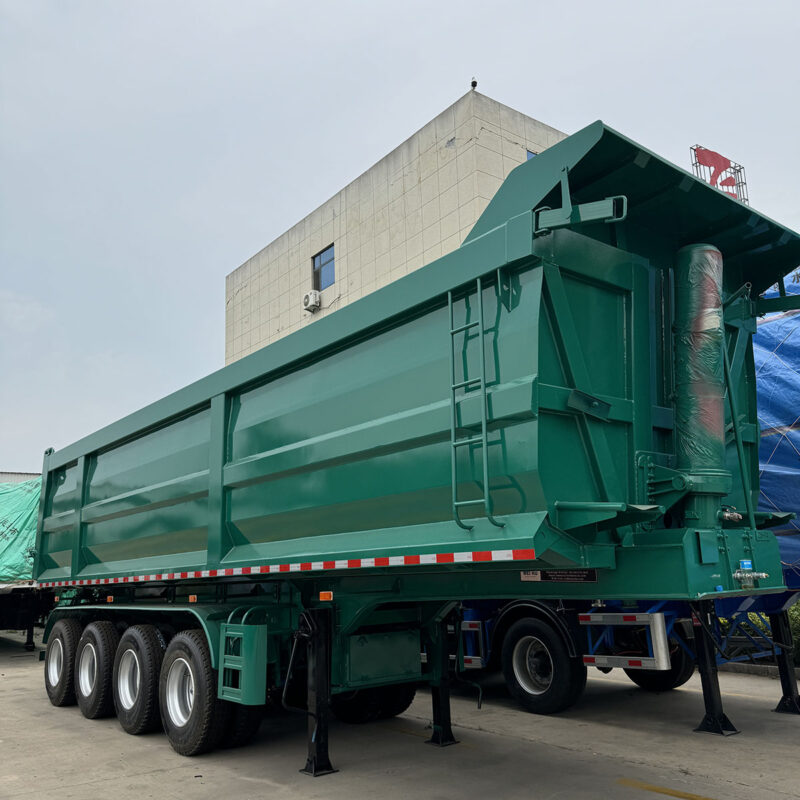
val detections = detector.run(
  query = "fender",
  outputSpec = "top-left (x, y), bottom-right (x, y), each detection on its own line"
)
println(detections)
top-left (42, 604), bottom-right (235, 668)
top-left (491, 599), bottom-right (579, 659)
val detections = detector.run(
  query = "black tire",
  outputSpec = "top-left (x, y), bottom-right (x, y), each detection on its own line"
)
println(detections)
top-left (113, 624), bottom-right (166, 734)
top-left (159, 629), bottom-right (230, 756)
top-left (624, 638), bottom-right (695, 692)
top-left (376, 683), bottom-right (417, 719)
top-left (219, 703), bottom-right (264, 748)
top-left (75, 621), bottom-right (120, 719)
top-left (501, 618), bottom-right (586, 714)
top-left (44, 618), bottom-right (82, 707)
top-left (331, 688), bottom-right (382, 724)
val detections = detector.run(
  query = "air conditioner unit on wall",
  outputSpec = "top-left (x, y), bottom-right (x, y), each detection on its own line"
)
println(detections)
top-left (303, 290), bottom-right (321, 313)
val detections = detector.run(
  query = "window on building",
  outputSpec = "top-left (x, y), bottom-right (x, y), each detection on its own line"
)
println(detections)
top-left (312, 244), bottom-right (335, 291)
top-left (526, 150), bottom-right (537, 160)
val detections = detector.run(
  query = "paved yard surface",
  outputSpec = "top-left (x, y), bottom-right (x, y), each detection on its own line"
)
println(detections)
top-left (1, 630), bottom-right (798, 800)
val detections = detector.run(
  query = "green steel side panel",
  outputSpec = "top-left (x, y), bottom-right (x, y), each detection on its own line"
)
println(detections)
top-left (345, 630), bottom-right (421, 687)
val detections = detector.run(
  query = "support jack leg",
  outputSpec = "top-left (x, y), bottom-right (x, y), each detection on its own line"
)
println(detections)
top-left (24, 620), bottom-right (35, 652)
top-left (769, 611), bottom-right (800, 715)
top-left (427, 683), bottom-right (458, 747)
top-left (692, 602), bottom-right (739, 736)
top-left (425, 619), bottom-right (458, 747)
top-left (300, 609), bottom-right (338, 777)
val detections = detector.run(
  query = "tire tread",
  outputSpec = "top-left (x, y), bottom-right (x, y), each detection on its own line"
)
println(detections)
top-left (45, 618), bottom-right (83, 707)
top-left (76, 620), bottom-right (120, 719)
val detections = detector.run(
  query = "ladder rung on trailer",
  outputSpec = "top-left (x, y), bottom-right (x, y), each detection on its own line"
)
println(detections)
top-left (448, 276), bottom-right (504, 530)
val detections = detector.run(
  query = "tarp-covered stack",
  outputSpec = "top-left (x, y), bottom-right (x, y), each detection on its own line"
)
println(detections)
top-left (0, 478), bottom-right (41, 583)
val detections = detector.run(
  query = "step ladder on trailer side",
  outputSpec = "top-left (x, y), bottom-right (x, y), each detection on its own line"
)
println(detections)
top-left (447, 276), bottom-right (508, 530)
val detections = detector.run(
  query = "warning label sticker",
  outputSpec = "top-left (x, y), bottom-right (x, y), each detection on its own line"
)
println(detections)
top-left (520, 569), bottom-right (598, 583)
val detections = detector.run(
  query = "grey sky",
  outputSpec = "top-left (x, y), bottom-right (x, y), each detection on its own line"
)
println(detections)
top-left (1, 0), bottom-right (798, 472)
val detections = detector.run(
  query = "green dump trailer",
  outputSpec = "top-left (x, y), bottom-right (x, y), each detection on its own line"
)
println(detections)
top-left (35, 121), bottom-right (800, 773)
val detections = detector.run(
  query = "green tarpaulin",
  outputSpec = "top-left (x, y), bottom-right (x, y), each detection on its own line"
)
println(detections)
top-left (0, 478), bottom-right (41, 582)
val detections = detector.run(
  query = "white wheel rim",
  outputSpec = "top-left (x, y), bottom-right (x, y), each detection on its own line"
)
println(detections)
top-left (512, 635), bottom-right (554, 695)
top-left (165, 657), bottom-right (194, 727)
top-left (117, 648), bottom-right (141, 711)
top-left (47, 638), bottom-right (64, 686)
top-left (78, 642), bottom-right (98, 697)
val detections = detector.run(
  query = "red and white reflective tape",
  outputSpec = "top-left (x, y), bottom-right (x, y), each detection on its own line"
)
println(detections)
top-left (583, 654), bottom-right (656, 669)
top-left (37, 548), bottom-right (536, 588)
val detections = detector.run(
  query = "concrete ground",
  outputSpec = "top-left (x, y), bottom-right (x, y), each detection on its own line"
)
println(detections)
top-left (1, 629), bottom-right (798, 800)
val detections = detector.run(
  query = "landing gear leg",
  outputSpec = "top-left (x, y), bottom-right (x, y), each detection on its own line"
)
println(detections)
top-left (24, 619), bottom-right (35, 651)
top-left (769, 610), bottom-right (800, 715)
top-left (692, 601), bottom-right (739, 735)
top-left (426, 618), bottom-right (457, 747)
top-left (300, 609), bottom-right (338, 776)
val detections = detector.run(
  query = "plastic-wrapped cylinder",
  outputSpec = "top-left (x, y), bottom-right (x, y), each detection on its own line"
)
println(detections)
top-left (674, 244), bottom-right (729, 526)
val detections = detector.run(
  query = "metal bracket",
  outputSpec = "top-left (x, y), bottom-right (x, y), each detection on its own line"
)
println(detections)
top-left (567, 389), bottom-right (611, 421)
top-left (579, 611), bottom-right (671, 671)
top-left (533, 167), bottom-right (627, 236)
top-left (638, 455), bottom-right (691, 512)
top-left (553, 501), bottom-right (662, 531)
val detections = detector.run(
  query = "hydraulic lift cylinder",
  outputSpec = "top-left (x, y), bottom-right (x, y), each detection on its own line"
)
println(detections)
top-left (674, 244), bottom-right (730, 528)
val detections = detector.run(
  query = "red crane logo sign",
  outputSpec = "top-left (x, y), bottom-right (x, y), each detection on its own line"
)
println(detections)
top-left (690, 145), bottom-right (749, 204)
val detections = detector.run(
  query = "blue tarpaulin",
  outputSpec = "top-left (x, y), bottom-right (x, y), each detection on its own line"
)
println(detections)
top-left (754, 280), bottom-right (800, 539)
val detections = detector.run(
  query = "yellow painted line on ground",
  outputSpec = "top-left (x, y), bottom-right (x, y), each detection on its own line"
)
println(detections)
top-left (617, 777), bottom-right (719, 800)
top-left (392, 726), bottom-right (429, 739)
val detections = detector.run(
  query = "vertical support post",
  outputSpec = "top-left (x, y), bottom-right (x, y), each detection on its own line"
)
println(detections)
top-left (768, 611), bottom-right (800, 714)
top-left (425, 618), bottom-right (458, 747)
top-left (24, 614), bottom-right (35, 651)
top-left (33, 448), bottom-right (54, 582)
top-left (208, 394), bottom-right (232, 569)
top-left (70, 456), bottom-right (88, 579)
top-left (691, 601), bottom-right (739, 735)
top-left (300, 609), bottom-right (337, 777)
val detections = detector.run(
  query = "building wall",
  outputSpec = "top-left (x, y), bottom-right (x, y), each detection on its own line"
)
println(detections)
top-left (225, 91), bottom-right (566, 364)
top-left (0, 472), bottom-right (40, 485)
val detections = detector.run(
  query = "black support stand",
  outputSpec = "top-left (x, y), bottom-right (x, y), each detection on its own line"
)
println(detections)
top-left (300, 609), bottom-right (338, 776)
top-left (24, 620), bottom-right (35, 652)
top-left (768, 611), bottom-right (800, 715)
top-left (692, 602), bottom-right (739, 735)
top-left (426, 620), bottom-right (458, 747)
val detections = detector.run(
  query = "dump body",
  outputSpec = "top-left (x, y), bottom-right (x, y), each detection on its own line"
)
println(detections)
top-left (35, 121), bottom-right (799, 605)
top-left (33, 122), bottom-right (800, 766)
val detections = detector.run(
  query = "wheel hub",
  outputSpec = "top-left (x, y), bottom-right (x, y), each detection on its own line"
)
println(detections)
top-left (117, 648), bottom-right (141, 711)
top-left (78, 642), bottom-right (98, 697)
top-left (512, 635), bottom-right (553, 695)
top-left (165, 657), bottom-right (195, 727)
top-left (47, 638), bottom-right (64, 686)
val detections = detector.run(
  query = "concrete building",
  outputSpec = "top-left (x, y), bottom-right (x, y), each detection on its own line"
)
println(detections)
top-left (225, 91), bottom-right (566, 364)
top-left (0, 472), bottom-right (40, 484)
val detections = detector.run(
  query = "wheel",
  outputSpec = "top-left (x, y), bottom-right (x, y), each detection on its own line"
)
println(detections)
top-left (159, 629), bottom-right (230, 756)
top-left (44, 618), bottom-right (82, 707)
top-left (501, 618), bottom-right (586, 714)
top-left (113, 625), bottom-right (166, 734)
top-left (75, 621), bottom-right (120, 719)
top-left (624, 636), bottom-right (695, 692)
top-left (375, 683), bottom-right (417, 719)
top-left (331, 688), bottom-right (382, 723)
top-left (219, 703), bottom-right (264, 748)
